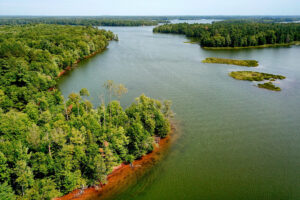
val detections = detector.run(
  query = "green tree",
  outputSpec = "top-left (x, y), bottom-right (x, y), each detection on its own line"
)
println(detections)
top-left (23, 178), bottom-right (60, 200)
top-left (0, 182), bottom-right (16, 200)
top-left (14, 160), bottom-right (34, 196)
top-left (80, 88), bottom-right (90, 112)
top-left (68, 92), bottom-right (81, 116)
top-left (0, 151), bottom-right (10, 183)
top-left (103, 80), bottom-right (115, 124)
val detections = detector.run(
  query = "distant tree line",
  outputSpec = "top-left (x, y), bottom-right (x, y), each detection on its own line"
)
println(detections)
top-left (153, 22), bottom-right (300, 47)
top-left (0, 17), bottom-right (163, 26)
top-left (0, 24), bottom-right (171, 199)
top-left (1, 16), bottom-right (300, 26)
top-left (169, 16), bottom-right (300, 22)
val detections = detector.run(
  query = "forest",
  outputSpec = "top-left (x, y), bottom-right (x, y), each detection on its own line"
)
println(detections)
top-left (1, 16), bottom-right (299, 27)
top-left (168, 16), bottom-right (300, 22)
top-left (153, 22), bottom-right (300, 48)
top-left (0, 17), bottom-right (164, 26)
top-left (0, 24), bottom-right (171, 199)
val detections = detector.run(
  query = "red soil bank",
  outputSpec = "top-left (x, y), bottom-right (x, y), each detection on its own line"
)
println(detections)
top-left (54, 126), bottom-right (176, 200)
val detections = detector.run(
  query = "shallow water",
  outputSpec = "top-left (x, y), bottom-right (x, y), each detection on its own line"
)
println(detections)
top-left (58, 25), bottom-right (300, 200)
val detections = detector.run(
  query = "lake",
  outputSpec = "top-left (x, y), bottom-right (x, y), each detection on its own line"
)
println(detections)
top-left (58, 24), bottom-right (300, 200)
top-left (169, 19), bottom-right (223, 24)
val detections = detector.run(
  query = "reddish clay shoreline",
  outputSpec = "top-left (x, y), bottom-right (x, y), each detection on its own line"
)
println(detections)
top-left (52, 46), bottom-right (177, 200)
top-left (48, 49), bottom-right (106, 91)
top-left (53, 125), bottom-right (176, 200)
top-left (58, 49), bottom-right (106, 78)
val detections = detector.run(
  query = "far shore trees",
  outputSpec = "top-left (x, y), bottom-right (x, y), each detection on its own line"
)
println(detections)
top-left (153, 22), bottom-right (300, 48)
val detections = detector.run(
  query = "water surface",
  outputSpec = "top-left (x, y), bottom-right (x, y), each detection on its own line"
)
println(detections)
top-left (58, 25), bottom-right (300, 200)
top-left (169, 19), bottom-right (222, 24)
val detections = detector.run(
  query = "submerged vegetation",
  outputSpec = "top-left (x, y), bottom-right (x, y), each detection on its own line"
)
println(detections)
top-left (0, 24), bottom-right (171, 199)
top-left (258, 82), bottom-right (281, 91)
top-left (153, 19), bottom-right (292, 92)
top-left (229, 71), bottom-right (285, 91)
top-left (153, 22), bottom-right (300, 48)
top-left (229, 71), bottom-right (286, 81)
top-left (202, 57), bottom-right (258, 67)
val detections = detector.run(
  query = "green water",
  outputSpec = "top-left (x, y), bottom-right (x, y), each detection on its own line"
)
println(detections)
top-left (58, 26), bottom-right (300, 200)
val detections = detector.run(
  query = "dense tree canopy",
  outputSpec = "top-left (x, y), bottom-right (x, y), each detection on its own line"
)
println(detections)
top-left (0, 17), bottom-right (163, 26)
top-left (153, 22), bottom-right (300, 47)
top-left (0, 24), bottom-right (171, 199)
top-left (1, 16), bottom-right (300, 27)
top-left (0, 24), bottom-right (115, 110)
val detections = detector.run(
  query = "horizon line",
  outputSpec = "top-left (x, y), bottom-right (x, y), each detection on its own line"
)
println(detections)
top-left (1, 14), bottom-right (300, 17)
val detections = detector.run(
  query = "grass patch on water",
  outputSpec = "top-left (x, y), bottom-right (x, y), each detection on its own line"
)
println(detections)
top-left (229, 71), bottom-right (285, 81)
top-left (202, 57), bottom-right (258, 67)
top-left (258, 82), bottom-right (281, 91)
top-left (229, 71), bottom-right (286, 91)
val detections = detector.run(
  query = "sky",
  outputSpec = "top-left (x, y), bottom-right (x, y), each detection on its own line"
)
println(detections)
top-left (0, 0), bottom-right (300, 16)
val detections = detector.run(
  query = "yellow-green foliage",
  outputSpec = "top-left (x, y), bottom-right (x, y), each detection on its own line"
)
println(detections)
top-left (202, 57), bottom-right (258, 67)
top-left (229, 71), bottom-right (285, 81)
top-left (258, 82), bottom-right (281, 91)
top-left (0, 25), bottom-right (172, 199)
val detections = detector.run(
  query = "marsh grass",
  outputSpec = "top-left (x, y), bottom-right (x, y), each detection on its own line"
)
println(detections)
top-left (258, 82), bottom-right (281, 91)
top-left (229, 71), bottom-right (285, 91)
top-left (203, 57), bottom-right (258, 67)
top-left (229, 71), bottom-right (286, 81)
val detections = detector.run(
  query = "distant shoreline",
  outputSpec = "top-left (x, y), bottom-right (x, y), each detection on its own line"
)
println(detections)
top-left (202, 42), bottom-right (300, 50)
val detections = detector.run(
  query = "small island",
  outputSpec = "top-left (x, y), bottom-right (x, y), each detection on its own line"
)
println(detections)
top-left (229, 71), bottom-right (285, 81)
top-left (229, 71), bottom-right (285, 91)
top-left (258, 82), bottom-right (281, 91)
top-left (202, 57), bottom-right (258, 67)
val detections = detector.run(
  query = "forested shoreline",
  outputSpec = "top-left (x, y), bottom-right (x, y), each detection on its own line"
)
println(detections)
top-left (153, 22), bottom-right (300, 48)
top-left (1, 16), bottom-right (297, 200)
top-left (0, 17), bottom-right (164, 26)
top-left (1, 16), bottom-right (300, 27)
top-left (0, 24), bottom-right (172, 199)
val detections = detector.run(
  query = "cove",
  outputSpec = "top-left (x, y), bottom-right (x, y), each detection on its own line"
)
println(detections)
top-left (58, 25), bottom-right (300, 200)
